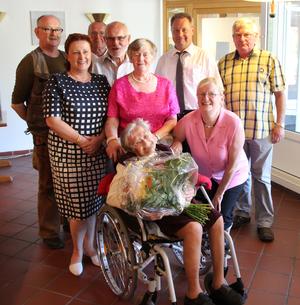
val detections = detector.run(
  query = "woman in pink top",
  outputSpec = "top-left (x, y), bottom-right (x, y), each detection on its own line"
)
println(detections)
top-left (172, 77), bottom-right (248, 230)
top-left (105, 38), bottom-right (179, 162)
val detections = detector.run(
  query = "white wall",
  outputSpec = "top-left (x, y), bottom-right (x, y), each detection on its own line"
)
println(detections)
top-left (0, 0), bottom-right (162, 152)
top-left (272, 131), bottom-right (300, 194)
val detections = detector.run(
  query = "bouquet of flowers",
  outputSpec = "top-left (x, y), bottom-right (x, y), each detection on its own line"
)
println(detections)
top-left (114, 152), bottom-right (211, 224)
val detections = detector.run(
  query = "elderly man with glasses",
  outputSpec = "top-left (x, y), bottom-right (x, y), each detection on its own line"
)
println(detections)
top-left (88, 21), bottom-right (107, 64)
top-left (11, 15), bottom-right (66, 249)
top-left (218, 18), bottom-right (286, 242)
top-left (92, 21), bottom-right (133, 85)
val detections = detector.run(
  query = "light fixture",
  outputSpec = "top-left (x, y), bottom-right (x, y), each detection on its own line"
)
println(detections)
top-left (85, 13), bottom-right (110, 23)
top-left (243, 0), bottom-right (297, 18)
top-left (243, 0), bottom-right (299, 2)
top-left (0, 12), bottom-right (6, 22)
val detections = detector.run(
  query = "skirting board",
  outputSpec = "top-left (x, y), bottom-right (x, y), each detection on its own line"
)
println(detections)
top-left (272, 167), bottom-right (300, 194)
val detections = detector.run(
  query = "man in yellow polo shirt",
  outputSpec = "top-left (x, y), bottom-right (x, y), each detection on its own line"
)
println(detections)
top-left (218, 18), bottom-right (286, 242)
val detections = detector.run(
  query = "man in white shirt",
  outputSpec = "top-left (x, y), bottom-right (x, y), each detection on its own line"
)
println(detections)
top-left (88, 21), bottom-right (107, 67)
top-left (93, 21), bottom-right (133, 85)
top-left (156, 12), bottom-right (222, 117)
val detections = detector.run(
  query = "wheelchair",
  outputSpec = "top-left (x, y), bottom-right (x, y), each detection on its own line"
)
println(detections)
top-left (96, 177), bottom-right (247, 305)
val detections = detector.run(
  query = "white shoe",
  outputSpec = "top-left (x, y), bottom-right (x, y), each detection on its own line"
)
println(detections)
top-left (90, 255), bottom-right (100, 267)
top-left (69, 262), bottom-right (83, 276)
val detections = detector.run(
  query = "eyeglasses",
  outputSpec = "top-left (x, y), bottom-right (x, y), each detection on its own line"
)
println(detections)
top-left (39, 27), bottom-right (63, 34)
top-left (91, 31), bottom-right (105, 37)
top-left (197, 92), bottom-right (219, 99)
top-left (105, 35), bottom-right (128, 43)
top-left (233, 32), bottom-right (254, 39)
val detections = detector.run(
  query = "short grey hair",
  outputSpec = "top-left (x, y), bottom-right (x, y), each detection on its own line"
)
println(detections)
top-left (127, 38), bottom-right (157, 59)
top-left (232, 18), bottom-right (259, 35)
top-left (121, 118), bottom-right (151, 152)
top-left (197, 77), bottom-right (224, 94)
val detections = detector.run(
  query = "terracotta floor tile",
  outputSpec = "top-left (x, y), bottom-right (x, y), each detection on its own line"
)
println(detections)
top-left (45, 270), bottom-right (97, 297)
top-left (273, 217), bottom-right (300, 232)
top-left (276, 205), bottom-right (300, 219)
top-left (41, 249), bottom-right (70, 269)
top-left (257, 254), bottom-right (294, 275)
top-left (0, 257), bottom-right (31, 287)
top-left (68, 300), bottom-right (98, 305)
top-left (14, 226), bottom-right (40, 243)
top-left (76, 276), bottom-right (119, 304)
top-left (0, 237), bottom-right (30, 256)
top-left (15, 243), bottom-right (52, 262)
top-left (264, 229), bottom-right (298, 257)
top-left (0, 279), bottom-right (41, 305)
top-left (246, 290), bottom-right (287, 305)
top-left (18, 263), bottom-right (63, 288)
top-left (233, 250), bottom-right (260, 270)
top-left (233, 231), bottom-right (265, 253)
top-left (251, 270), bottom-right (290, 295)
top-left (2, 222), bottom-right (29, 237)
top-left (287, 296), bottom-right (300, 305)
top-left (22, 290), bottom-right (71, 305)
top-left (13, 212), bottom-right (38, 226)
top-left (0, 210), bottom-right (25, 223)
top-left (289, 275), bottom-right (300, 298)
top-left (294, 259), bottom-right (300, 276)
top-left (0, 156), bottom-right (299, 304)
top-left (0, 233), bottom-right (7, 243)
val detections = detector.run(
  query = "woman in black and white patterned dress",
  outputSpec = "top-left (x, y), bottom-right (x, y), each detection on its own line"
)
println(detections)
top-left (43, 33), bottom-right (110, 276)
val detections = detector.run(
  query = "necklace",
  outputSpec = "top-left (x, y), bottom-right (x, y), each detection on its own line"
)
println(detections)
top-left (131, 72), bottom-right (151, 84)
top-left (204, 123), bottom-right (215, 128)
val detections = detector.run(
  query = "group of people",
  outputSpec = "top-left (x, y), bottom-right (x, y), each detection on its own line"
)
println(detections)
top-left (11, 11), bottom-right (285, 305)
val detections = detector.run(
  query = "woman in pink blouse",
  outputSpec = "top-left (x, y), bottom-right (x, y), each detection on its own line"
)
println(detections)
top-left (105, 38), bottom-right (179, 162)
top-left (172, 77), bottom-right (249, 230)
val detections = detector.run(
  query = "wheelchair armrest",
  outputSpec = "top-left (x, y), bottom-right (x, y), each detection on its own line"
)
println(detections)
top-left (196, 174), bottom-right (212, 190)
top-left (97, 172), bottom-right (115, 195)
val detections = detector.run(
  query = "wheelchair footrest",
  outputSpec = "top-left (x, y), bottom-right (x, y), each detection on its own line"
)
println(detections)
top-left (139, 290), bottom-right (158, 305)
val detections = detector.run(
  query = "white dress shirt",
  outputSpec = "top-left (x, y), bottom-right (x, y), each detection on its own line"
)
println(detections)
top-left (92, 53), bottom-right (133, 86)
top-left (155, 43), bottom-right (223, 110)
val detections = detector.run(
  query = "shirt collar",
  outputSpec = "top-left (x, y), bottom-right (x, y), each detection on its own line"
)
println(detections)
top-left (102, 52), bottom-right (130, 65)
top-left (172, 43), bottom-right (195, 56)
top-left (234, 48), bottom-right (259, 60)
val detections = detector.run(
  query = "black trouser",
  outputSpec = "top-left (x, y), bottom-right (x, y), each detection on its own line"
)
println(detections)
top-left (177, 110), bottom-right (194, 153)
top-left (196, 179), bottom-right (245, 230)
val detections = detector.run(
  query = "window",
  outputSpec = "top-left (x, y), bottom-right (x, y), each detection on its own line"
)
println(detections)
top-left (268, 1), bottom-right (300, 133)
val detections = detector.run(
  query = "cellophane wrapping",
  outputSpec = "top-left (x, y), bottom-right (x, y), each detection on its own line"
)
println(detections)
top-left (119, 152), bottom-right (198, 220)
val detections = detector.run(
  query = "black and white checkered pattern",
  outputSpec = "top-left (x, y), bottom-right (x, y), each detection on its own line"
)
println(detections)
top-left (43, 73), bottom-right (110, 219)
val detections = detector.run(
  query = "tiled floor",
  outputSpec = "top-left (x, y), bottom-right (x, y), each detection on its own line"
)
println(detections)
top-left (0, 155), bottom-right (300, 305)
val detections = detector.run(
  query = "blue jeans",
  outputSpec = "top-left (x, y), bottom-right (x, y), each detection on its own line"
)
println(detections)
top-left (235, 137), bottom-right (274, 228)
top-left (196, 180), bottom-right (244, 230)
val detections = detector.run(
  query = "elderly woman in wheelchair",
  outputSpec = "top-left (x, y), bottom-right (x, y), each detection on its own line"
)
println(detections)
top-left (98, 119), bottom-right (244, 305)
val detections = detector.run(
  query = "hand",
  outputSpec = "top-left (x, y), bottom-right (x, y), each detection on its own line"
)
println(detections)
top-left (171, 140), bottom-right (183, 155)
top-left (184, 185), bottom-right (196, 202)
top-left (106, 140), bottom-right (125, 162)
top-left (79, 136), bottom-right (101, 156)
top-left (212, 193), bottom-right (223, 212)
top-left (271, 125), bottom-right (285, 144)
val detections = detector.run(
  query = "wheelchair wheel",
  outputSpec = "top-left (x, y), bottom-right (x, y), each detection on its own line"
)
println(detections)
top-left (172, 241), bottom-right (212, 276)
top-left (96, 205), bottom-right (137, 299)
